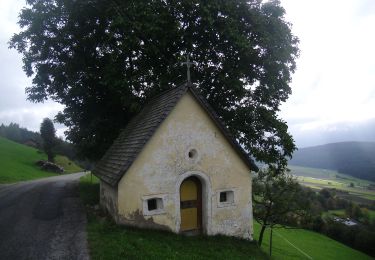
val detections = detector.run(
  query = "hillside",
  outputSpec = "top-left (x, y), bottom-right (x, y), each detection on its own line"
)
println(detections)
top-left (253, 222), bottom-right (372, 259)
top-left (290, 142), bottom-right (375, 181)
top-left (0, 136), bottom-right (82, 183)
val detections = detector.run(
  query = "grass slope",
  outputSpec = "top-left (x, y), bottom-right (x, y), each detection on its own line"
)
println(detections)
top-left (80, 175), bottom-right (371, 259)
top-left (253, 223), bottom-right (371, 260)
top-left (55, 154), bottom-right (82, 173)
top-left (0, 136), bottom-right (82, 183)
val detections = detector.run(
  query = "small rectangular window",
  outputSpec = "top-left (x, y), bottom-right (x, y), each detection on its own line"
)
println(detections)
top-left (148, 199), bottom-right (157, 211)
top-left (147, 198), bottom-right (163, 211)
top-left (220, 192), bottom-right (227, 202)
top-left (143, 195), bottom-right (166, 216)
top-left (218, 190), bottom-right (234, 206)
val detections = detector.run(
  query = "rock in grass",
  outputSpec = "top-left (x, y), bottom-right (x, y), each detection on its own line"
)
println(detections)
top-left (35, 160), bottom-right (64, 174)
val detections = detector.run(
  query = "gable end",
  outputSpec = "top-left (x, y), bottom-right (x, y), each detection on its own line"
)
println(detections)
top-left (93, 83), bottom-right (258, 186)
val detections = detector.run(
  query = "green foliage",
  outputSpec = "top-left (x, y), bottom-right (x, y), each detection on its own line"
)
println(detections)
top-left (326, 208), bottom-right (372, 225)
top-left (0, 122), bottom-right (42, 146)
top-left (40, 118), bottom-right (57, 162)
top-left (79, 174), bottom-right (99, 206)
top-left (288, 185), bottom-right (375, 256)
top-left (54, 138), bottom-right (77, 160)
top-left (367, 209), bottom-right (375, 221)
top-left (78, 176), bottom-right (267, 259)
top-left (345, 203), bottom-right (363, 219)
top-left (252, 167), bottom-right (310, 246)
top-left (327, 209), bottom-right (346, 218)
top-left (321, 219), bottom-right (375, 257)
top-left (10, 0), bottom-right (299, 165)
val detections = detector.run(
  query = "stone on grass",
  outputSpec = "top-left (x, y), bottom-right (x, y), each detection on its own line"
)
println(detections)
top-left (36, 160), bottom-right (64, 174)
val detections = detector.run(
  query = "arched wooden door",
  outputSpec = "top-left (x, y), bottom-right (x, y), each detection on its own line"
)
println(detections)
top-left (180, 176), bottom-right (202, 232)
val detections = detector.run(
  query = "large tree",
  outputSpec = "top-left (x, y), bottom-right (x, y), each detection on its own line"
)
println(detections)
top-left (40, 118), bottom-right (57, 162)
top-left (10, 0), bottom-right (299, 163)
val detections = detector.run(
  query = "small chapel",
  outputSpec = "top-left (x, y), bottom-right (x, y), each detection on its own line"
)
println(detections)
top-left (93, 82), bottom-right (258, 239)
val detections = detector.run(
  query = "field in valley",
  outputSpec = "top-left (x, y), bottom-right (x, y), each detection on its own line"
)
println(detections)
top-left (289, 165), bottom-right (375, 203)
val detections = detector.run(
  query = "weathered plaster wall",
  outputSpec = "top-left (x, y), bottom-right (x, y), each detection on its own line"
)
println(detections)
top-left (100, 180), bottom-right (118, 218)
top-left (117, 91), bottom-right (253, 239)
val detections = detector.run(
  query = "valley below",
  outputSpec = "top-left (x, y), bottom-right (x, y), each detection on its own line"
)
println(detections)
top-left (290, 165), bottom-right (375, 205)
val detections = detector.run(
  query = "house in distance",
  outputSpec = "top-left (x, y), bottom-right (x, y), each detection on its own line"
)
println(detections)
top-left (93, 82), bottom-right (258, 239)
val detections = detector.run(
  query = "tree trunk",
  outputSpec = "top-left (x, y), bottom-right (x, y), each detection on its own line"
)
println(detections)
top-left (258, 225), bottom-right (267, 246)
top-left (47, 152), bottom-right (54, 163)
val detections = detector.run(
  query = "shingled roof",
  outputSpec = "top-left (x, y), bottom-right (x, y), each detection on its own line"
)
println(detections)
top-left (93, 82), bottom-right (258, 186)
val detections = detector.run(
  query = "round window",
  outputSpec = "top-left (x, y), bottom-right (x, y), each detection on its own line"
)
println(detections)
top-left (188, 149), bottom-right (198, 159)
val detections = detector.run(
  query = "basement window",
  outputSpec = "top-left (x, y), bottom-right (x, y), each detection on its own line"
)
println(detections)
top-left (218, 190), bottom-right (235, 207)
top-left (143, 195), bottom-right (166, 216)
top-left (148, 199), bottom-right (157, 211)
top-left (220, 192), bottom-right (227, 202)
top-left (147, 198), bottom-right (163, 211)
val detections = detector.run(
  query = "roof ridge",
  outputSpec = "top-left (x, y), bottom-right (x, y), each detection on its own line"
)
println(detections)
top-left (146, 82), bottom-right (189, 104)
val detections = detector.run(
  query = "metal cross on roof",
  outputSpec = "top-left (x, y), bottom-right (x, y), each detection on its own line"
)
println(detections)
top-left (181, 54), bottom-right (195, 83)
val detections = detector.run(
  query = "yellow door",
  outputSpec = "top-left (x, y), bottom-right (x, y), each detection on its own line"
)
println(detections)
top-left (180, 177), bottom-right (201, 231)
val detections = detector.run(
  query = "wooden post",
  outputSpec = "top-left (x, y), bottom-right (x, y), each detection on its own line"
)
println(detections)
top-left (270, 227), bottom-right (273, 256)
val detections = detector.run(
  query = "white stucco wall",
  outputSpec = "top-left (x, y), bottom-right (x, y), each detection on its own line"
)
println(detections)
top-left (115, 91), bottom-right (254, 239)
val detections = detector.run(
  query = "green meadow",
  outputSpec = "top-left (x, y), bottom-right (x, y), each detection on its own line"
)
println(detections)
top-left (253, 222), bottom-right (371, 259)
top-left (0, 136), bottom-right (82, 183)
top-left (80, 175), bottom-right (372, 259)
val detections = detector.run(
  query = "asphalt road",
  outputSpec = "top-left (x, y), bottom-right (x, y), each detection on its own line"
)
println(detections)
top-left (0, 172), bottom-right (90, 260)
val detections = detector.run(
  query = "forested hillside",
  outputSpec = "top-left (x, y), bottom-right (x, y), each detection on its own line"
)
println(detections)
top-left (290, 142), bottom-right (375, 181)
top-left (0, 122), bottom-right (76, 159)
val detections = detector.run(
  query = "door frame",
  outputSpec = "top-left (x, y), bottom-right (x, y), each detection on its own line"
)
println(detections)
top-left (175, 171), bottom-right (212, 234)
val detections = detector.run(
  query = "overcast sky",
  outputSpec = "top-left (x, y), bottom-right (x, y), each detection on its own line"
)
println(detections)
top-left (280, 0), bottom-right (375, 146)
top-left (0, 0), bottom-right (374, 146)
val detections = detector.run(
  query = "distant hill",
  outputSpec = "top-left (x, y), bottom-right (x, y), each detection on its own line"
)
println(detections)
top-left (290, 142), bottom-right (375, 181)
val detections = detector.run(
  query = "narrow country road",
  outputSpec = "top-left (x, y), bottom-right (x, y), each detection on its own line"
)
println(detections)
top-left (0, 172), bottom-right (90, 260)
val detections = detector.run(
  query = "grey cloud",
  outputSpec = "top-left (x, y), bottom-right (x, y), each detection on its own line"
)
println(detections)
top-left (356, 0), bottom-right (375, 17)
top-left (290, 118), bottom-right (375, 148)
